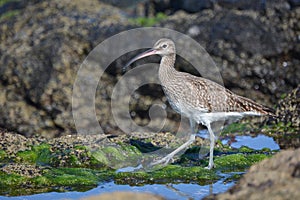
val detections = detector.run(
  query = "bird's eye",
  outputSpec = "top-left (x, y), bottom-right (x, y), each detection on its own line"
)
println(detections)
top-left (162, 44), bottom-right (167, 48)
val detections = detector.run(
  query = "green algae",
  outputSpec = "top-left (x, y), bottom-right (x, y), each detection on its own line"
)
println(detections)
top-left (262, 121), bottom-right (298, 134)
top-left (223, 173), bottom-right (243, 183)
top-left (115, 165), bottom-right (218, 185)
top-left (0, 132), bottom-right (279, 196)
top-left (0, 171), bottom-right (32, 196)
top-left (238, 146), bottom-right (255, 153)
top-left (91, 150), bottom-right (109, 166)
top-left (221, 123), bottom-right (253, 135)
top-left (0, 167), bottom-right (114, 195)
top-left (129, 12), bottom-right (167, 27)
top-left (0, 150), bottom-right (7, 161)
top-left (41, 168), bottom-right (112, 187)
top-left (214, 153), bottom-right (269, 171)
top-left (94, 145), bottom-right (142, 169)
top-left (0, 171), bottom-right (27, 187)
top-left (102, 146), bottom-right (126, 162)
top-left (15, 143), bottom-right (52, 165)
top-left (120, 144), bottom-right (142, 157)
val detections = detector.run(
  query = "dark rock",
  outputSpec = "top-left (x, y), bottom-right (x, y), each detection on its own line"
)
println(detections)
top-left (1, 163), bottom-right (44, 178)
top-left (0, 0), bottom-right (41, 16)
top-left (176, 0), bottom-right (213, 13)
top-left (289, 0), bottom-right (300, 8)
top-left (275, 85), bottom-right (300, 130)
top-left (99, 0), bottom-right (146, 8)
top-left (0, 0), bottom-right (131, 137)
top-left (261, 85), bottom-right (299, 149)
top-left (216, 0), bottom-right (266, 11)
top-left (205, 148), bottom-right (300, 200)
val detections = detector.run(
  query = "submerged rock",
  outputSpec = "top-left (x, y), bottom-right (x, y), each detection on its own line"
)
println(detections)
top-left (82, 191), bottom-right (165, 200)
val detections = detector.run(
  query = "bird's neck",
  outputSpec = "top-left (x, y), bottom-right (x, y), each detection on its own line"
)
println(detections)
top-left (158, 53), bottom-right (176, 82)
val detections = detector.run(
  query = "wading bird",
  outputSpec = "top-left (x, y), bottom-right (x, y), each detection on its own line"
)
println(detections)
top-left (125, 38), bottom-right (274, 169)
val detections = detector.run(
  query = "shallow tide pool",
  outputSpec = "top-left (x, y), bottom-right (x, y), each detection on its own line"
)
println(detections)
top-left (0, 177), bottom-right (236, 200)
top-left (0, 134), bottom-right (279, 200)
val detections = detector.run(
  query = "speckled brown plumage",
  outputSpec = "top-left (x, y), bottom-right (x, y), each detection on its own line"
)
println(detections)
top-left (157, 40), bottom-right (274, 118)
top-left (125, 38), bottom-right (274, 169)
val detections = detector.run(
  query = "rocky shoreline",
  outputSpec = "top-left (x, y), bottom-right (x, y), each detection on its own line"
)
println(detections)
top-left (0, 0), bottom-right (299, 199)
top-left (0, 128), bottom-right (278, 195)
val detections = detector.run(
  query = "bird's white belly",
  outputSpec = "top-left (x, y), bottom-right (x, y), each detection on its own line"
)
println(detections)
top-left (196, 111), bottom-right (262, 126)
top-left (168, 97), bottom-right (208, 119)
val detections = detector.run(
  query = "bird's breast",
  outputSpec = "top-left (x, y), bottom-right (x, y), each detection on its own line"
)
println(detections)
top-left (162, 87), bottom-right (182, 114)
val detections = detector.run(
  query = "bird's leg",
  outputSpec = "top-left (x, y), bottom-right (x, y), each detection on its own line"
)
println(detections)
top-left (189, 118), bottom-right (196, 134)
top-left (150, 134), bottom-right (196, 166)
top-left (205, 123), bottom-right (216, 170)
top-left (150, 118), bottom-right (196, 166)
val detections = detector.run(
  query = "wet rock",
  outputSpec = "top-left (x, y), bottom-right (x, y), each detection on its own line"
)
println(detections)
top-left (81, 191), bottom-right (165, 200)
top-left (275, 85), bottom-right (300, 130)
top-left (1, 163), bottom-right (43, 178)
top-left (0, 128), bottom-right (40, 155)
top-left (174, 0), bottom-right (213, 13)
top-left (289, 0), bottom-right (300, 8)
top-left (262, 85), bottom-right (300, 149)
top-left (205, 148), bottom-right (300, 200)
top-left (216, 0), bottom-right (266, 11)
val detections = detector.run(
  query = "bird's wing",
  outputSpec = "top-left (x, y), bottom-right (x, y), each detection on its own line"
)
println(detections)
top-left (182, 73), bottom-right (274, 115)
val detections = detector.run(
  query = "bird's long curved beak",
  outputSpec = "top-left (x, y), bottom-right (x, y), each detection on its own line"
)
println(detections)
top-left (123, 48), bottom-right (157, 71)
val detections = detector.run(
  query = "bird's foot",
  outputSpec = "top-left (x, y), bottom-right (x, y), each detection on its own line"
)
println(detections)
top-left (205, 162), bottom-right (215, 170)
top-left (198, 153), bottom-right (208, 160)
top-left (150, 155), bottom-right (174, 167)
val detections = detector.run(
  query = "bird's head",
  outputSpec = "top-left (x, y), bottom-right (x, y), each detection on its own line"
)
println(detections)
top-left (124, 38), bottom-right (175, 70)
top-left (152, 38), bottom-right (176, 56)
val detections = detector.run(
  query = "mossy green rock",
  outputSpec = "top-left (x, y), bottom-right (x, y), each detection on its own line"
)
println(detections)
top-left (15, 144), bottom-right (52, 165)
top-left (0, 150), bottom-right (7, 161)
top-left (115, 165), bottom-right (218, 185)
top-left (214, 153), bottom-right (270, 171)
top-left (41, 168), bottom-right (111, 187)
top-left (0, 167), bottom-right (114, 195)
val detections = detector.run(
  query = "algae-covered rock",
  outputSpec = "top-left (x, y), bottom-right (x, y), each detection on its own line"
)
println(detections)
top-left (206, 148), bottom-right (300, 200)
top-left (0, 130), bottom-right (278, 196)
top-left (15, 143), bottom-right (51, 165)
top-left (0, 167), bottom-right (114, 196)
top-left (214, 153), bottom-right (270, 172)
top-left (267, 85), bottom-right (300, 133)
top-left (262, 86), bottom-right (300, 149)
top-left (115, 165), bottom-right (219, 185)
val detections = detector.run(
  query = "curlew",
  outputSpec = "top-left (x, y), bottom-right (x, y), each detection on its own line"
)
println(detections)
top-left (124, 38), bottom-right (274, 169)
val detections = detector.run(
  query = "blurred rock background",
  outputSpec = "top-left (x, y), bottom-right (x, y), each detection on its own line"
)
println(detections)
top-left (0, 0), bottom-right (299, 138)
